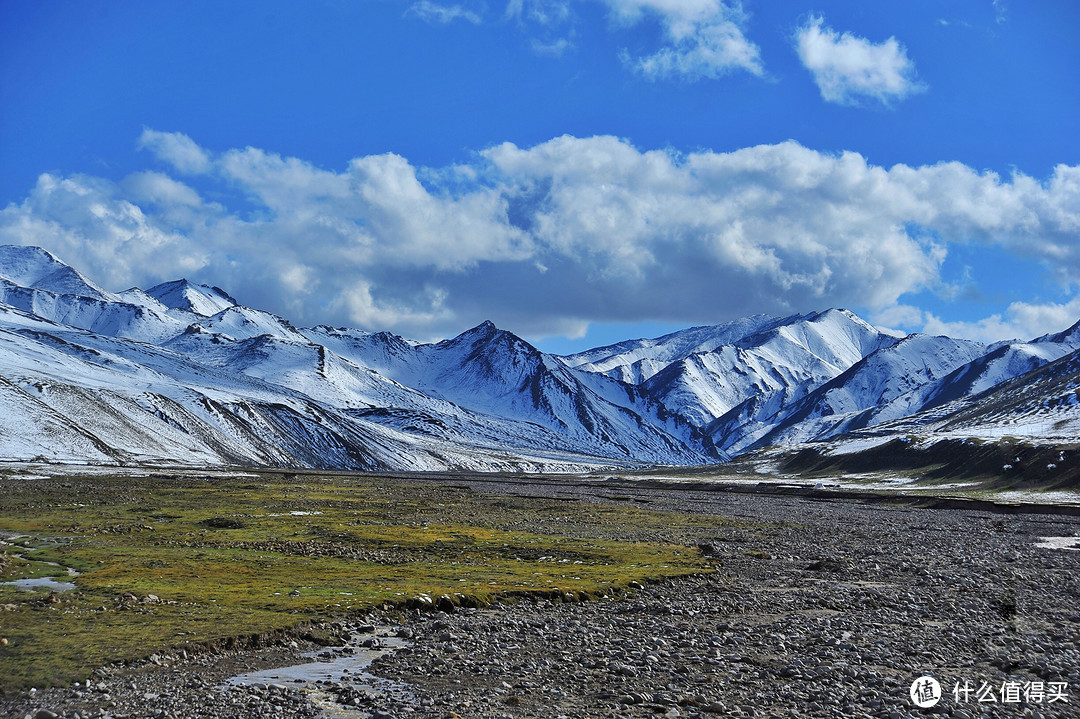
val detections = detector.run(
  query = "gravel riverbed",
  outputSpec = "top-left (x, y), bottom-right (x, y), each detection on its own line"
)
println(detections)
top-left (5, 477), bottom-right (1080, 719)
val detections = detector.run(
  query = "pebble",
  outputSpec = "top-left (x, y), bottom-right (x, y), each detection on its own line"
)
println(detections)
top-left (5, 484), bottom-right (1080, 719)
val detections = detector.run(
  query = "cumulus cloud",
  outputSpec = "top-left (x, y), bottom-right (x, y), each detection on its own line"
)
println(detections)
top-left (922, 296), bottom-right (1080, 343)
top-left (606, 0), bottom-right (764, 79)
top-left (871, 304), bottom-right (927, 335)
top-left (483, 136), bottom-right (946, 311)
top-left (137, 128), bottom-right (213, 174)
top-left (124, 172), bottom-right (203, 209)
top-left (0, 173), bottom-right (205, 291)
top-left (332, 281), bottom-right (453, 331)
top-left (795, 15), bottom-right (924, 106)
top-left (1, 131), bottom-right (1078, 342)
top-left (407, 1), bottom-right (483, 24)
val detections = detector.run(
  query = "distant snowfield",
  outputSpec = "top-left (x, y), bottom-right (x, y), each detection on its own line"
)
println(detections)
top-left (1, 244), bottom-right (1079, 476)
top-left (0, 462), bottom-right (255, 480)
top-left (996, 490), bottom-right (1080, 506)
top-left (1034, 535), bottom-right (1080, 550)
top-left (5, 458), bottom-right (1080, 507)
top-left (611, 471), bottom-right (1080, 507)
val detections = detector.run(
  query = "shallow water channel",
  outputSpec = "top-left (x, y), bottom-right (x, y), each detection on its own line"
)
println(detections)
top-left (2, 575), bottom-right (78, 592)
top-left (226, 630), bottom-right (411, 717)
top-left (0, 534), bottom-right (81, 592)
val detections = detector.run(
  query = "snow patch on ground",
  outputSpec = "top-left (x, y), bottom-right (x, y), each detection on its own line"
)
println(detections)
top-left (1035, 536), bottom-right (1080, 550)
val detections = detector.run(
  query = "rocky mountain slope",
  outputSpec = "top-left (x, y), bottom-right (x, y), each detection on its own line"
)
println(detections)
top-left (1, 244), bottom-right (1077, 471)
top-left (0, 246), bottom-right (710, 470)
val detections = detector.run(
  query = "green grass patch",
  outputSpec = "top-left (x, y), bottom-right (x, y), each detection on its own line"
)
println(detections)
top-left (0, 471), bottom-right (739, 692)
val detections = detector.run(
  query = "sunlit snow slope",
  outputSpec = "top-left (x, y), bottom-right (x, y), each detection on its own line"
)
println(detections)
top-left (1, 244), bottom-right (1077, 471)
top-left (0, 246), bottom-right (711, 470)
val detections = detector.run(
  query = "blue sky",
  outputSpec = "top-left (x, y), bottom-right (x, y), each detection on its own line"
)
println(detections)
top-left (1, 0), bottom-right (1078, 352)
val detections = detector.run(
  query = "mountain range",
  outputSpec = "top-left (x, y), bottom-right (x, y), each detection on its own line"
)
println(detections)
top-left (1, 244), bottom-right (1077, 472)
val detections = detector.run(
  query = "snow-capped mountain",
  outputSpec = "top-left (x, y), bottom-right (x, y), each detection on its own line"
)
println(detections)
top-left (927, 344), bottom-right (1080, 441)
top-left (559, 314), bottom-right (785, 384)
top-left (915, 331), bottom-right (1079, 414)
top-left (1, 244), bottom-right (1078, 472)
top-left (405, 321), bottom-right (709, 463)
top-left (816, 343), bottom-right (1080, 464)
top-left (742, 334), bottom-right (989, 451)
top-left (0, 245), bottom-right (113, 300)
top-left (0, 246), bottom-right (712, 470)
top-left (146, 278), bottom-right (238, 317)
top-left (639, 309), bottom-right (899, 436)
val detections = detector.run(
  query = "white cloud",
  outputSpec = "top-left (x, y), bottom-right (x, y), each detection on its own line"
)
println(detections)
top-left (407, 1), bottom-right (483, 24)
top-left (483, 136), bottom-right (947, 308)
top-left (218, 146), bottom-right (352, 215)
top-left (124, 172), bottom-right (203, 209)
top-left (993, 0), bottom-right (1008, 25)
top-left (795, 15), bottom-right (925, 106)
top-left (502, 1), bottom-right (762, 79)
top-left (504, 0), bottom-right (576, 58)
top-left (871, 304), bottom-right (926, 335)
top-left (332, 281), bottom-right (453, 331)
top-left (345, 152), bottom-right (532, 271)
top-left (512, 0), bottom-right (570, 25)
top-left (2, 131), bottom-right (1078, 341)
top-left (606, 0), bottom-right (764, 79)
top-left (531, 36), bottom-right (572, 56)
top-left (923, 296), bottom-right (1080, 343)
top-left (137, 129), bottom-right (213, 174)
top-left (0, 173), bottom-right (205, 290)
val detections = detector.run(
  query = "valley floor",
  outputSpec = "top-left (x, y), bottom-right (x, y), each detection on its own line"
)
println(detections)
top-left (4, 473), bottom-right (1080, 719)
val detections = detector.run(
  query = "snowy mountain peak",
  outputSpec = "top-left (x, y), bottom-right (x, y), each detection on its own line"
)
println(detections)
top-left (115, 287), bottom-right (170, 313)
top-left (439, 320), bottom-right (532, 355)
top-left (193, 305), bottom-right (306, 342)
top-left (453, 319), bottom-right (500, 341)
top-left (0, 244), bottom-right (112, 300)
top-left (807, 307), bottom-right (886, 337)
top-left (147, 278), bottom-right (238, 317)
top-left (1, 244), bottom-right (1078, 472)
top-left (1036, 318), bottom-right (1080, 346)
top-left (735, 309), bottom-right (899, 370)
top-left (813, 308), bottom-right (886, 335)
top-left (559, 314), bottom-right (786, 385)
top-left (737, 333), bottom-right (989, 452)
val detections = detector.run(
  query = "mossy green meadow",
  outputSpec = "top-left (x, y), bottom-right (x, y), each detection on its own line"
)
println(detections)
top-left (0, 471), bottom-right (735, 692)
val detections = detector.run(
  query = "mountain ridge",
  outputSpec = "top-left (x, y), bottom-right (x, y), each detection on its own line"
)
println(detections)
top-left (1, 244), bottom-right (1077, 472)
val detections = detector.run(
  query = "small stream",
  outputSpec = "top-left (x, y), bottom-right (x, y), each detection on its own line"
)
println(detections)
top-left (4, 534), bottom-right (415, 715)
top-left (0, 534), bottom-right (81, 592)
top-left (226, 629), bottom-right (412, 718)
top-left (3, 576), bottom-right (78, 592)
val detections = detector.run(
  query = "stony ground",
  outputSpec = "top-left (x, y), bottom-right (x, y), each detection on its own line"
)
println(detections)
top-left (5, 477), bottom-right (1080, 719)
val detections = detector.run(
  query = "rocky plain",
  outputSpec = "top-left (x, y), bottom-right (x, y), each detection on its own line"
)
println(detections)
top-left (4, 474), bottom-right (1080, 719)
